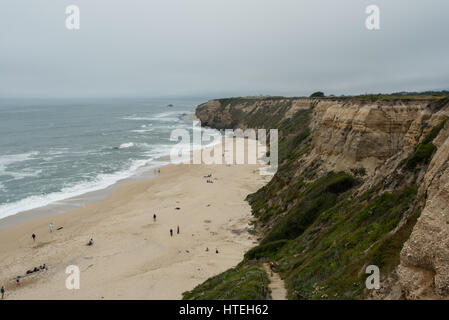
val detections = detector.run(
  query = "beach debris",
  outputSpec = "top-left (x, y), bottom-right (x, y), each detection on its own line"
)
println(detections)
top-left (185, 250), bottom-right (190, 253)
top-left (57, 227), bottom-right (63, 230)
top-left (175, 207), bottom-right (180, 210)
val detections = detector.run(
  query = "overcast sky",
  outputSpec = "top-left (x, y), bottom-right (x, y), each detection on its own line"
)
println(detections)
top-left (1, 0), bottom-right (448, 98)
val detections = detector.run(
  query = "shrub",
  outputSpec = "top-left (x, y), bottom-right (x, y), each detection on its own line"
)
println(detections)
top-left (405, 143), bottom-right (437, 170)
top-left (310, 91), bottom-right (325, 98)
top-left (244, 240), bottom-right (290, 261)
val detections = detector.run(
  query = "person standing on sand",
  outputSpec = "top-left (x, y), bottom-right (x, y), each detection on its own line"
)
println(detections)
top-left (177, 226), bottom-right (180, 234)
top-left (49, 223), bottom-right (53, 233)
top-left (170, 229), bottom-right (173, 237)
top-left (32, 233), bottom-right (36, 242)
top-left (153, 214), bottom-right (156, 222)
top-left (1, 286), bottom-right (5, 299)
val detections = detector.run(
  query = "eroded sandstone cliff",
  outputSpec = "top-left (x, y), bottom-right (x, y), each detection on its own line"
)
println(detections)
top-left (189, 95), bottom-right (449, 300)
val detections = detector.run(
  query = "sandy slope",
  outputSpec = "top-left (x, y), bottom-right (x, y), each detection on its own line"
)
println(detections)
top-left (0, 141), bottom-right (269, 299)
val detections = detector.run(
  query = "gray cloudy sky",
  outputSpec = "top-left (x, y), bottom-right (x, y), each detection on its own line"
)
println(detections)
top-left (1, 0), bottom-right (448, 98)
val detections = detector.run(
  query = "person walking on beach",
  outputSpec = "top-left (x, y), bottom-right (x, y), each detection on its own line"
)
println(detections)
top-left (1, 286), bottom-right (5, 299)
top-left (32, 233), bottom-right (36, 242)
top-left (170, 229), bottom-right (173, 237)
top-left (177, 226), bottom-right (180, 234)
top-left (49, 223), bottom-right (53, 233)
top-left (153, 214), bottom-right (157, 222)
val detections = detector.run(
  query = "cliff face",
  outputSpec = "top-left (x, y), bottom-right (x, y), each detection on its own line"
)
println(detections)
top-left (191, 95), bottom-right (449, 300)
top-left (398, 120), bottom-right (449, 298)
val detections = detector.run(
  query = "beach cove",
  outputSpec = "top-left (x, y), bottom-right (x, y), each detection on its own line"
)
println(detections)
top-left (0, 141), bottom-right (269, 299)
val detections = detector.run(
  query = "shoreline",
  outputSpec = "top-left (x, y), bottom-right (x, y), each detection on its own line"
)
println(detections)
top-left (0, 139), bottom-right (269, 299)
top-left (0, 159), bottom-right (168, 231)
top-left (0, 113), bottom-right (204, 230)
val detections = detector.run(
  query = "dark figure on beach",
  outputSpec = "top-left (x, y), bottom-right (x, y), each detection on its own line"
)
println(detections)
top-left (1, 286), bottom-right (4, 299)
top-left (177, 226), bottom-right (180, 234)
top-left (153, 214), bottom-right (156, 222)
top-left (32, 233), bottom-right (36, 242)
top-left (206, 247), bottom-right (209, 252)
top-left (216, 249), bottom-right (219, 254)
top-left (170, 229), bottom-right (173, 237)
top-left (87, 238), bottom-right (94, 246)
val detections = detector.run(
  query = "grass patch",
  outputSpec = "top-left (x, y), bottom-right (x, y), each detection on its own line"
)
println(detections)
top-left (182, 262), bottom-right (270, 300)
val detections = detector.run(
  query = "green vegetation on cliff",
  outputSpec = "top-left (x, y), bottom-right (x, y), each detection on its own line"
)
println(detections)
top-left (404, 118), bottom-right (448, 170)
top-left (185, 96), bottom-right (449, 300)
top-left (182, 262), bottom-right (270, 300)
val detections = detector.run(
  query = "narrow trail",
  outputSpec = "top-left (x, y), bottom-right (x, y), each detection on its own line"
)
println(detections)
top-left (263, 263), bottom-right (287, 300)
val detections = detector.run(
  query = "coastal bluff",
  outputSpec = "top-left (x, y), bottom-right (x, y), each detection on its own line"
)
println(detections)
top-left (187, 94), bottom-right (449, 300)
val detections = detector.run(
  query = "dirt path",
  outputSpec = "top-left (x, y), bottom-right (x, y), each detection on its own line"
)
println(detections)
top-left (264, 263), bottom-right (287, 300)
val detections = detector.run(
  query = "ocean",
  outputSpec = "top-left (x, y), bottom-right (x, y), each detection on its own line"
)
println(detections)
top-left (0, 97), bottom-right (218, 221)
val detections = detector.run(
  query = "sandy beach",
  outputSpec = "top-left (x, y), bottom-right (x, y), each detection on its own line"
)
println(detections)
top-left (0, 140), bottom-right (269, 299)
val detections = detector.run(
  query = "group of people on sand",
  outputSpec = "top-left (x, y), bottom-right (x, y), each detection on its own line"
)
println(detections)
top-left (0, 263), bottom-right (48, 299)
top-left (30, 222), bottom-right (59, 243)
top-left (26, 264), bottom-right (47, 275)
top-left (205, 247), bottom-right (220, 254)
top-left (15, 222), bottom-right (93, 298)
top-left (170, 226), bottom-right (180, 237)
top-left (204, 173), bottom-right (214, 183)
top-left (153, 212), bottom-right (181, 238)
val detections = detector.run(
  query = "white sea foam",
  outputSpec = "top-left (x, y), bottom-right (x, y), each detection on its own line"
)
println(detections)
top-left (0, 158), bottom-right (155, 220)
top-left (131, 129), bottom-right (154, 133)
top-left (0, 118), bottom-right (221, 221)
top-left (123, 110), bottom-right (191, 123)
top-left (119, 142), bottom-right (135, 149)
top-left (0, 152), bottom-right (39, 176)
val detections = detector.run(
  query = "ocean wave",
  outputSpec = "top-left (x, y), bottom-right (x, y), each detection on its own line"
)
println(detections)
top-left (123, 111), bottom-right (192, 123)
top-left (119, 142), bottom-right (135, 149)
top-left (0, 158), bottom-right (155, 220)
top-left (3, 169), bottom-right (43, 180)
top-left (131, 129), bottom-right (154, 133)
top-left (0, 151), bottom-right (39, 176)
